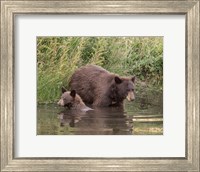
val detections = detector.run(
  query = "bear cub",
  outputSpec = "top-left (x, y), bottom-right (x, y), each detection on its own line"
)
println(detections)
top-left (57, 88), bottom-right (92, 111)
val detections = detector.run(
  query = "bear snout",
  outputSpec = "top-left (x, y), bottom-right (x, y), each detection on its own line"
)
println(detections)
top-left (57, 99), bottom-right (64, 106)
top-left (126, 91), bottom-right (135, 101)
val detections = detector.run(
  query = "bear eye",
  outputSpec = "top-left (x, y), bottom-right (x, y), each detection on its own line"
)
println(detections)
top-left (127, 88), bottom-right (134, 92)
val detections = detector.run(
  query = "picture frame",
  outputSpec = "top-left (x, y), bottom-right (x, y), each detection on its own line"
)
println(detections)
top-left (1, 0), bottom-right (199, 171)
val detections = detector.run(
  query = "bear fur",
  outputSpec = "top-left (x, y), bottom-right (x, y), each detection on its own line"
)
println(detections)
top-left (69, 65), bottom-right (135, 107)
top-left (57, 88), bottom-right (92, 111)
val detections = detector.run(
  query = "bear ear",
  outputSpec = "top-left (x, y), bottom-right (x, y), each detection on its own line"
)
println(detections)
top-left (131, 76), bottom-right (136, 83)
top-left (114, 76), bottom-right (122, 84)
top-left (62, 87), bottom-right (67, 93)
top-left (70, 90), bottom-right (76, 98)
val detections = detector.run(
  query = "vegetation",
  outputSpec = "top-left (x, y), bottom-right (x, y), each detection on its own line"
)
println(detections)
top-left (37, 37), bottom-right (163, 103)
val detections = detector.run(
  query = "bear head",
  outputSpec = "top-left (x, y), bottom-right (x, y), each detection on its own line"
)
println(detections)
top-left (110, 76), bottom-right (135, 103)
top-left (57, 88), bottom-right (80, 109)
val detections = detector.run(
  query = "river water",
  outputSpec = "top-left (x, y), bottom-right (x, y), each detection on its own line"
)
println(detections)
top-left (37, 91), bottom-right (163, 135)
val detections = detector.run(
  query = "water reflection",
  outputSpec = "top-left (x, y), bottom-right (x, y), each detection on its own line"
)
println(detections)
top-left (37, 91), bottom-right (163, 135)
top-left (57, 107), bottom-right (133, 135)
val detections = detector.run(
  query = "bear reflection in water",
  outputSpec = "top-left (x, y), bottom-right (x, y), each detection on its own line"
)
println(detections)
top-left (58, 107), bottom-right (133, 135)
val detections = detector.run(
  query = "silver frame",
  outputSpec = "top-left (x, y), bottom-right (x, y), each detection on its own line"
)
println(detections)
top-left (1, 1), bottom-right (199, 171)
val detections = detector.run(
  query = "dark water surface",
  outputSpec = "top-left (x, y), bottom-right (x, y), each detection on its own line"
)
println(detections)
top-left (37, 92), bottom-right (163, 135)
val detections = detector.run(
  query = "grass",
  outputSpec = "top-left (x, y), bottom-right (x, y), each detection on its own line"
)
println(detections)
top-left (133, 122), bottom-right (163, 135)
top-left (37, 37), bottom-right (163, 104)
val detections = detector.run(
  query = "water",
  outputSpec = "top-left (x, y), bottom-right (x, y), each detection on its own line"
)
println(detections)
top-left (37, 91), bottom-right (163, 135)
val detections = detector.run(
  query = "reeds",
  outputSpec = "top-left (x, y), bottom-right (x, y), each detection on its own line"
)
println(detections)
top-left (37, 37), bottom-right (163, 103)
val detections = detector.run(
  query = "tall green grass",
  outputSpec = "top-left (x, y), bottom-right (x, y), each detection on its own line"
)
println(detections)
top-left (37, 37), bottom-right (163, 103)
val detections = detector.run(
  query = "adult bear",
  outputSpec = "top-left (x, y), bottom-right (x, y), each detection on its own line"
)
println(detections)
top-left (69, 65), bottom-right (135, 107)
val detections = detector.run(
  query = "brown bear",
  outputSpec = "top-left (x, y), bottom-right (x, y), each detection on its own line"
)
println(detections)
top-left (57, 88), bottom-right (93, 111)
top-left (69, 65), bottom-right (135, 107)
